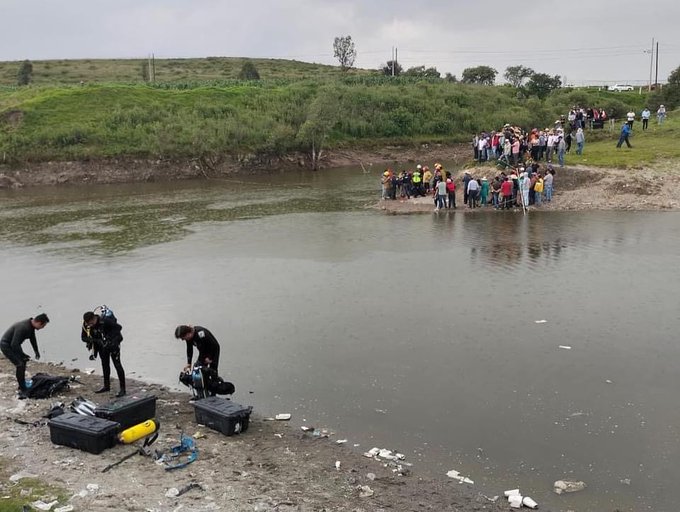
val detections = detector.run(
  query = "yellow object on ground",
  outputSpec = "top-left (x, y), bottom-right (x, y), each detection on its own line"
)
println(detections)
top-left (118, 419), bottom-right (159, 444)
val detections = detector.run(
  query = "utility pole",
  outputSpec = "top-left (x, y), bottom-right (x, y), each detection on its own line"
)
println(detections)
top-left (395, 47), bottom-right (398, 75)
top-left (648, 37), bottom-right (654, 91)
top-left (655, 41), bottom-right (659, 88)
top-left (152, 53), bottom-right (156, 82)
top-left (391, 47), bottom-right (394, 76)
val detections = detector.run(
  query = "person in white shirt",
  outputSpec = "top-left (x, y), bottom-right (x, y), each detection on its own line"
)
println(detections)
top-left (657, 105), bottom-right (666, 125)
top-left (546, 132), bottom-right (558, 163)
top-left (477, 137), bottom-right (488, 162)
top-left (519, 172), bottom-right (531, 207)
top-left (626, 110), bottom-right (635, 129)
top-left (466, 178), bottom-right (480, 208)
top-left (641, 108), bottom-right (651, 130)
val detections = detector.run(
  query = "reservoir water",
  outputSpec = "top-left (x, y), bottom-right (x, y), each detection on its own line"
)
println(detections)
top-left (1, 167), bottom-right (679, 511)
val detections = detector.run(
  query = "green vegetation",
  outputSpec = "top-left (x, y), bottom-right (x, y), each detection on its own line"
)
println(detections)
top-left (0, 57), bottom-right (676, 169)
top-left (238, 60), bottom-right (260, 81)
top-left (16, 60), bottom-right (33, 86)
top-left (559, 115), bottom-right (680, 169)
top-left (0, 57), bottom-right (370, 85)
top-left (0, 459), bottom-right (69, 512)
top-left (461, 65), bottom-right (497, 86)
top-left (333, 35), bottom-right (357, 71)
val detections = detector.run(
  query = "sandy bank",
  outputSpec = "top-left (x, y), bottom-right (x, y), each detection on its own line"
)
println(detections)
top-left (0, 358), bottom-right (506, 512)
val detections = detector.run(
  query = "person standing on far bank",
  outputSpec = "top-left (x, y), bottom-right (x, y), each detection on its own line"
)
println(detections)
top-left (575, 128), bottom-right (585, 155)
top-left (616, 122), bottom-right (633, 149)
top-left (641, 107), bottom-right (651, 130)
top-left (82, 308), bottom-right (126, 397)
top-left (657, 105), bottom-right (666, 124)
top-left (1, 314), bottom-right (49, 399)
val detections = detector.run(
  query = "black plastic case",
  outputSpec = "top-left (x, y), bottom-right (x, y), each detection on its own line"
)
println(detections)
top-left (94, 395), bottom-right (157, 430)
top-left (192, 397), bottom-right (252, 436)
top-left (48, 412), bottom-right (120, 454)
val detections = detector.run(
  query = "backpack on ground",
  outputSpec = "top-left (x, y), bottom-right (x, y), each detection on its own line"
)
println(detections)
top-left (24, 373), bottom-right (70, 399)
top-left (179, 366), bottom-right (235, 399)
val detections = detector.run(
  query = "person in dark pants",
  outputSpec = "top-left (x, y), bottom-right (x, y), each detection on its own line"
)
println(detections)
top-left (466, 178), bottom-right (479, 208)
top-left (462, 172), bottom-right (471, 206)
top-left (175, 325), bottom-right (221, 373)
top-left (1, 314), bottom-right (49, 398)
top-left (616, 122), bottom-right (633, 149)
top-left (82, 309), bottom-right (126, 397)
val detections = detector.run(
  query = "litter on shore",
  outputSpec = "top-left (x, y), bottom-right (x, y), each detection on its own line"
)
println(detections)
top-left (446, 469), bottom-right (474, 485)
top-left (554, 479), bottom-right (587, 494)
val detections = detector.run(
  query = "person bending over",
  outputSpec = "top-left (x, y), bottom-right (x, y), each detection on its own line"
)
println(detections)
top-left (175, 324), bottom-right (221, 372)
top-left (1, 314), bottom-right (49, 398)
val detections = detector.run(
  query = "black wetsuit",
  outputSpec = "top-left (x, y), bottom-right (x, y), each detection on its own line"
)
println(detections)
top-left (81, 314), bottom-right (125, 392)
top-left (186, 326), bottom-right (220, 372)
top-left (1, 319), bottom-right (39, 390)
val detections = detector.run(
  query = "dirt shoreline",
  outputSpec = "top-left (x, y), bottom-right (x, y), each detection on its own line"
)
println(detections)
top-left (2, 146), bottom-right (679, 213)
top-left (0, 144), bottom-right (470, 189)
top-left (0, 358), bottom-right (507, 512)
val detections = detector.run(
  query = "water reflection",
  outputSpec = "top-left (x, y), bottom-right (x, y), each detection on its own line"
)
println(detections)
top-left (0, 176), bottom-right (375, 254)
top-left (2, 168), bottom-right (680, 512)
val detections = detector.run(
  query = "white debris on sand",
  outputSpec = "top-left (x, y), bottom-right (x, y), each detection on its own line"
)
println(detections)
top-left (446, 469), bottom-right (474, 485)
top-left (9, 470), bottom-right (37, 482)
top-left (358, 485), bottom-right (374, 498)
top-left (554, 479), bottom-right (587, 494)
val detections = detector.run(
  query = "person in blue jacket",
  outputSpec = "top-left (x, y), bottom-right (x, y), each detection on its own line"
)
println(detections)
top-left (616, 122), bottom-right (633, 148)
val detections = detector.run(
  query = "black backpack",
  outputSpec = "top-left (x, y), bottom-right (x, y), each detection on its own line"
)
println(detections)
top-left (25, 373), bottom-right (70, 399)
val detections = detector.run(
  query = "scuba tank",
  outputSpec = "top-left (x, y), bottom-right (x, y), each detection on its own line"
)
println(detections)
top-left (118, 419), bottom-right (160, 444)
top-left (71, 396), bottom-right (97, 416)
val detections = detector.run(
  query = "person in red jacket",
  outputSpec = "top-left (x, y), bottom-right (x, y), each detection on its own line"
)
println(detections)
top-left (500, 177), bottom-right (514, 209)
top-left (446, 178), bottom-right (456, 208)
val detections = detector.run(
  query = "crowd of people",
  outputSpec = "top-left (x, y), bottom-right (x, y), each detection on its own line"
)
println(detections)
top-left (471, 105), bottom-right (617, 169)
top-left (380, 160), bottom-right (556, 211)
top-left (380, 103), bottom-right (669, 209)
top-left (470, 102), bottom-right (667, 167)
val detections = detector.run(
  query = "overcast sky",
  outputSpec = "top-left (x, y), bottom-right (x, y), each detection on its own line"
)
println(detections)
top-left (3, 0), bottom-right (679, 85)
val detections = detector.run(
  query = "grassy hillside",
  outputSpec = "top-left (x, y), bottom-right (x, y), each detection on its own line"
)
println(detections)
top-left (558, 115), bottom-right (680, 168)
top-left (0, 78), bottom-right (662, 167)
top-left (0, 57), bottom-right (372, 85)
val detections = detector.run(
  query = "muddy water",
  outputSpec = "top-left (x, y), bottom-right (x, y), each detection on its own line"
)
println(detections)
top-left (1, 168), bottom-right (679, 511)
